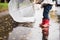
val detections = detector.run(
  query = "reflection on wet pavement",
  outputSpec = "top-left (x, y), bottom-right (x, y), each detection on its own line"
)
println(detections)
top-left (8, 26), bottom-right (32, 40)
top-left (0, 14), bottom-right (34, 40)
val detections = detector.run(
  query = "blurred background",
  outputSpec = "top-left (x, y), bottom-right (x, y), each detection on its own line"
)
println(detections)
top-left (0, 0), bottom-right (60, 40)
top-left (0, 0), bottom-right (10, 12)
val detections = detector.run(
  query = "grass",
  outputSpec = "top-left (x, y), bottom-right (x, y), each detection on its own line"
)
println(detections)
top-left (0, 3), bottom-right (8, 12)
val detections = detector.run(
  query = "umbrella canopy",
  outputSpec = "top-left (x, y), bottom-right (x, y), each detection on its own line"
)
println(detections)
top-left (8, 0), bottom-right (35, 22)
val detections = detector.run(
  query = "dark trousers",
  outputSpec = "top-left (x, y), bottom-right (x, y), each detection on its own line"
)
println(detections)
top-left (43, 4), bottom-right (52, 19)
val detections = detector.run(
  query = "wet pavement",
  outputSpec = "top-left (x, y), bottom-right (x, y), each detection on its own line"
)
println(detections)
top-left (0, 4), bottom-right (60, 40)
top-left (0, 14), bottom-right (19, 40)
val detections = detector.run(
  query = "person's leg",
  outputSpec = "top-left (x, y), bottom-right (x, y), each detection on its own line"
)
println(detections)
top-left (43, 4), bottom-right (52, 19)
top-left (40, 4), bottom-right (52, 27)
top-left (40, 4), bottom-right (52, 40)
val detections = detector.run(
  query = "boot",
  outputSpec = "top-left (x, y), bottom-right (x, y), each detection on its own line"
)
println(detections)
top-left (40, 18), bottom-right (49, 28)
